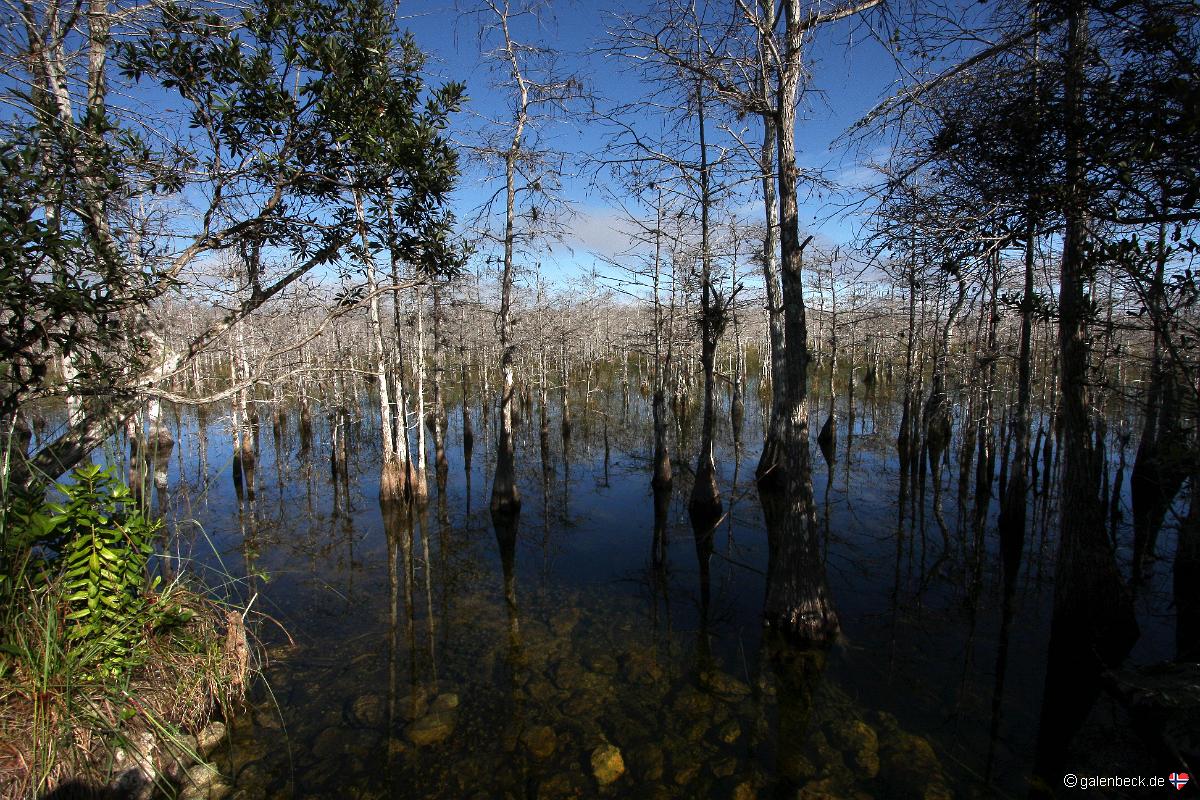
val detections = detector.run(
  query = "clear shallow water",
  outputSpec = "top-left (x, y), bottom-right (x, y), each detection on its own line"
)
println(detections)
top-left (135, 377), bottom-right (1176, 799)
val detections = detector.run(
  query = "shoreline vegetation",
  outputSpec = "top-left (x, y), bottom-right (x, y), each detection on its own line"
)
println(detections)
top-left (0, 464), bottom-right (254, 800)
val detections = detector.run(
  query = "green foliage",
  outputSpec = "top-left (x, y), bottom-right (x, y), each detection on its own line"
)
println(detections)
top-left (0, 457), bottom-right (244, 795)
top-left (54, 466), bottom-right (157, 675)
top-left (2, 0), bottom-right (465, 458)
top-left (27, 465), bottom-right (184, 679)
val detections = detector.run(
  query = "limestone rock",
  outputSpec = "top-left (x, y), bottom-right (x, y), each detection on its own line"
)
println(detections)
top-left (521, 725), bottom-right (558, 760)
top-left (405, 711), bottom-right (456, 747)
top-left (160, 734), bottom-right (198, 782)
top-left (352, 694), bottom-right (385, 726)
top-left (825, 719), bottom-right (880, 778)
top-left (732, 781), bottom-right (757, 800)
top-left (179, 762), bottom-right (221, 800)
top-left (880, 731), bottom-right (948, 799)
top-left (591, 743), bottom-right (625, 786)
top-left (197, 722), bottom-right (226, 758)
top-left (429, 693), bottom-right (459, 713)
top-left (701, 670), bottom-right (751, 699)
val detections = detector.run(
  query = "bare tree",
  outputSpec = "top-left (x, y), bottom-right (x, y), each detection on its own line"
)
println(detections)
top-left (463, 0), bottom-right (583, 516)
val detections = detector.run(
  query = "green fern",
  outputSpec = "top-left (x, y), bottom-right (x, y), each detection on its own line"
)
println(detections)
top-left (53, 465), bottom-right (161, 678)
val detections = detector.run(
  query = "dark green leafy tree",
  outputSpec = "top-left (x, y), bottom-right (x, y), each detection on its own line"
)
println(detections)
top-left (1, 0), bottom-right (463, 488)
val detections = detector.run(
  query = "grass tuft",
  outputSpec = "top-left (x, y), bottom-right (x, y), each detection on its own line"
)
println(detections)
top-left (0, 462), bottom-right (256, 800)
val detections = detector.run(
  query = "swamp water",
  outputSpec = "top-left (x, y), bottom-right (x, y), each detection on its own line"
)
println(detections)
top-left (142, 380), bottom-right (1176, 799)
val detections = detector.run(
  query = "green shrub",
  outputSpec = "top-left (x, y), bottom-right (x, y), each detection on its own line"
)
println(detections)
top-left (0, 464), bottom-right (243, 797)
top-left (8, 464), bottom-right (189, 680)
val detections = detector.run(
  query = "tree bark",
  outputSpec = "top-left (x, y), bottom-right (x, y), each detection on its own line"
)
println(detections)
top-left (491, 140), bottom-right (522, 516)
top-left (754, 0), bottom-right (788, 488)
top-left (688, 74), bottom-right (722, 525)
top-left (761, 0), bottom-right (840, 643)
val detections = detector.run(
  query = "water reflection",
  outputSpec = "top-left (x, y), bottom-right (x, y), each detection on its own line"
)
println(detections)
top-left (768, 635), bottom-right (827, 792)
top-left (131, 374), bottom-right (1181, 800)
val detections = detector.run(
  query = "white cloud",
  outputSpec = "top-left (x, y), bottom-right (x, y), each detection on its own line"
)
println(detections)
top-left (561, 205), bottom-right (644, 260)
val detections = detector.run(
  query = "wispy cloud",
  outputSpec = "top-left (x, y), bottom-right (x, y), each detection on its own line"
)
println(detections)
top-left (562, 205), bottom-right (642, 260)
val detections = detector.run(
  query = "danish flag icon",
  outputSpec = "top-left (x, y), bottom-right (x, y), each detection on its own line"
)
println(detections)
top-left (1170, 772), bottom-right (1190, 791)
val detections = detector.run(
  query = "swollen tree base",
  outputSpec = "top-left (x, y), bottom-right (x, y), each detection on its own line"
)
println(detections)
top-left (490, 450), bottom-right (522, 516)
top-left (688, 462), bottom-right (722, 526)
top-left (761, 488), bottom-right (840, 645)
top-left (755, 435), bottom-right (787, 490)
top-left (380, 459), bottom-right (410, 504)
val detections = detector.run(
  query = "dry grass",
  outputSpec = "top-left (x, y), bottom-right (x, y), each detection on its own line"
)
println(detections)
top-left (0, 581), bottom-right (253, 800)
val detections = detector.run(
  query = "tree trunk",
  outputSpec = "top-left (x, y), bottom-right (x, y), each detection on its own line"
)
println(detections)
top-left (358, 188), bottom-right (405, 504)
top-left (1131, 214), bottom-right (1189, 578)
top-left (1175, 474), bottom-right (1200, 661)
top-left (688, 70), bottom-right (722, 525)
top-left (761, 0), bottom-right (839, 643)
top-left (491, 144), bottom-right (521, 516)
top-left (411, 286), bottom-right (430, 505)
top-left (1036, 8), bottom-right (1138, 781)
top-left (652, 194), bottom-right (673, 489)
top-left (997, 216), bottom-right (1038, 581)
top-left (431, 281), bottom-right (449, 491)
top-left (754, 0), bottom-right (787, 488)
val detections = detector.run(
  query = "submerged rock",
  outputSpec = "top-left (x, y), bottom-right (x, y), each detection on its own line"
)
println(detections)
top-left (630, 743), bottom-right (664, 781)
top-left (701, 670), bottom-right (751, 700)
top-left (585, 653), bottom-right (619, 676)
top-left (673, 761), bottom-right (701, 786)
top-left (233, 762), bottom-right (269, 800)
top-left (672, 688), bottom-right (714, 716)
top-left (560, 692), bottom-right (598, 717)
top-left (159, 733), bottom-right (198, 782)
top-left (397, 687), bottom-right (432, 721)
top-left (209, 779), bottom-right (234, 800)
top-left (620, 647), bottom-right (664, 685)
top-left (554, 661), bottom-right (585, 692)
top-left (405, 712), bottom-right (456, 747)
top-left (429, 693), bottom-right (459, 713)
top-left (796, 777), bottom-right (841, 799)
top-left (311, 726), bottom-right (354, 759)
top-left (521, 725), bottom-right (558, 760)
top-left (197, 722), bottom-right (227, 758)
top-left (731, 780), bottom-right (757, 800)
top-left (352, 694), bottom-right (385, 726)
top-left (591, 743), bottom-right (625, 786)
top-left (179, 762), bottom-right (221, 800)
top-left (536, 772), bottom-right (578, 800)
top-left (778, 749), bottom-right (817, 783)
top-left (879, 731), bottom-right (950, 799)
top-left (526, 679), bottom-right (560, 705)
top-left (253, 709), bottom-right (283, 731)
top-left (825, 719), bottom-right (880, 778)
top-left (550, 608), bottom-right (582, 636)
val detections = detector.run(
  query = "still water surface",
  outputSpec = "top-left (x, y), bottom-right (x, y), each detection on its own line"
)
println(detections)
top-left (146, 379), bottom-right (1174, 799)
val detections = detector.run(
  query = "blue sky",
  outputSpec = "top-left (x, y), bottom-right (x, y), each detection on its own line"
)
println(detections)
top-left (398, 0), bottom-right (905, 284)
